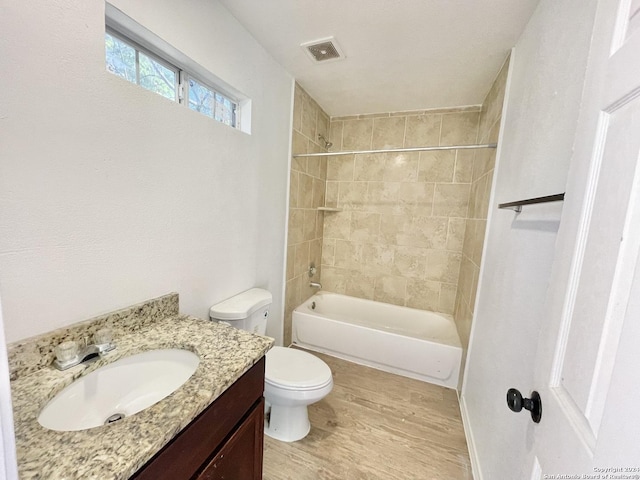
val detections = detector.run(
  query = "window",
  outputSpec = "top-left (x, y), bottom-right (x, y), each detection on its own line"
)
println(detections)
top-left (105, 31), bottom-right (178, 102)
top-left (104, 11), bottom-right (245, 131)
top-left (187, 77), bottom-right (236, 128)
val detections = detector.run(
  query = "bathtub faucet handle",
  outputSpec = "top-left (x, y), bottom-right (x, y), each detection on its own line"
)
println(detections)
top-left (308, 264), bottom-right (317, 277)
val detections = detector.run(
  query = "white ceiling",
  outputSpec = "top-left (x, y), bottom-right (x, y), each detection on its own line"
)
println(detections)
top-left (218, 0), bottom-right (540, 117)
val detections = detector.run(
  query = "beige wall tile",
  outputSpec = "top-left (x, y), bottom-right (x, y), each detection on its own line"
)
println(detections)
top-left (317, 104), bottom-right (494, 318)
top-left (325, 181), bottom-right (339, 207)
top-left (315, 210), bottom-right (325, 239)
top-left (374, 275), bottom-right (407, 306)
top-left (471, 219), bottom-right (487, 267)
top-left (425, 250), bottom-right (462, 283)
top-left (440, 112), bottom-right (480, 146)
top-left (342, 119), bottom-right (373, 150)
top-left (411, 217), bottom-right (449, 249)
top-left (366, 182), bottom-right (401, 214)
top-left (329, 121), bottom-right (343, 151)
top-left (321, 266), bottom-right (347, 294)
top-left (286, 84), bottom-right (332, 346)
top-left (334, 240), bottom-right (363, 269)
top-left (454, 150), bottom-right (474, 183)
top-left (354, 153), bottom-right (386, 181)
top-left (404, 114), bottom-right (442, 147)
top-left (286, 245), bottom-right (295, 281)
top-left (319, 156), bottom-right (328, 180)
top-left (372, 116), bottom-right (406, 149)
top-left (472, 148), bottom-right (494, 182)
top-left (418, 150), bottom-right (455, 183)
top-left (338, 181), bottom-right (368, 210)
top-left (383, 152), bottom-right (419, 182)
top-left (468, 263), bottom-right (480, 311)
top-left (457, 256), bottom-right (475, 305)
top-left (398, 182), bottom-right (435, 216)
top-left (298, 174), bottom-right (314, 208)
top-left (327, 155), bottom-right (355, 181)
top-left (288, 209), bottom-right (304, 244)
top-left (289, 171), bottom-right (299, 209)
top-left (298, 273), bottom-right (315, 305)
top-left (480, 173), bottom-right (493, 220)
top-left (324, 211), bottom-right (351, 240)
top-left (446, 218), bottom-right (466, 251)
top-left (307, 156), bottom-right (322, 179)
top-left (394, 246), bottom-right (428, 278)
top-left (317, 111), bottom-right (330, 142)
top-left (439, 283), bottom-right (457, 314)
top-left (312, 177), bottom-right (326, 208)
top-left (379, 213), bottom-right (412, 245)
top-left (462, 219), bottom-right (476, 260)
top-left (433, 184), bottom-right (470, 217)
top-left (468, 179), bottom-right (480, 219)
top-left (406, 279), bottom-right (440, 310)
top-left (303, 209), bottom-right (317, 242)
top-left (322, 238), bottom-right (336, 266)
top-left (487, 120), bottom-right (501, 144)
top-left (301, 94), bottom-right (317, 139)
top-left (362, 244), bottom-right (395, 274)
top-left (350, 212), bottom-right (381, 243)
top-left (292, 131), bottom-right (308, 172)
top-left (345, 273), bottom-right (376, 300)
top-left (294, 241), bottom-right (310, 277)
top-left (310, 238), bottom-right (322, 269)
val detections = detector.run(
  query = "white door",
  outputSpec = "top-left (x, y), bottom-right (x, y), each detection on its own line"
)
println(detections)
top-left (523, 0), bottom-right (640, 475)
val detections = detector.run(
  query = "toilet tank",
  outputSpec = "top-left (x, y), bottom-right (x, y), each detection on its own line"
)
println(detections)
top-left (209, 288), bottom-right (272, 335)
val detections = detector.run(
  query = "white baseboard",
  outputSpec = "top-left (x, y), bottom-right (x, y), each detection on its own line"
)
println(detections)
top-left (459, 394), bottom-right (483, 480)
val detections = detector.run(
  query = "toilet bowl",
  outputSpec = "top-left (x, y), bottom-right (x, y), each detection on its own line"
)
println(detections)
top-left (209, 288), bottom-right (333, 442)
top-left (264, 346), bottom-right (333, 442)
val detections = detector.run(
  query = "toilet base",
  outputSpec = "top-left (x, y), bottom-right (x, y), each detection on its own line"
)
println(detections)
top-left (264, 403), bottom-right (311, 442)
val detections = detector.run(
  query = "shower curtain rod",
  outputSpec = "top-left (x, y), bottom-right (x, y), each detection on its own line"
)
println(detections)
top-left (293, 143), bottom-right (497, 158)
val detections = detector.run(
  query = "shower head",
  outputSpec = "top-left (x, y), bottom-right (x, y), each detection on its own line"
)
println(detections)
top-left (318, 134), bottom-right (333, 150)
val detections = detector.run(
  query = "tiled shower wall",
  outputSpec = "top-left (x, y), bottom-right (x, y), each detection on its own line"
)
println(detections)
top-left (284, 84), bottom-right (329, 345)
top-left (320, 109), bottom-right (481, 313)
top-left (454, 56), bottom-right (510, 355)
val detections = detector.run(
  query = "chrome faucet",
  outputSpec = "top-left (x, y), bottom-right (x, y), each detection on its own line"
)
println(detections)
top-left (309, 282), bottom-right (322, 289)
top-left (53, 329), bottom-right (116, 370)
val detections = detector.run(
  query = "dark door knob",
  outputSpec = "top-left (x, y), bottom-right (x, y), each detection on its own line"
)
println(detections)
top-left (506, 388), bottom-right (542, 423)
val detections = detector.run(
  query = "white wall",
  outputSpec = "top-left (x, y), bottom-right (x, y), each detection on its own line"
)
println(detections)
top-left (0, 0), bottom-right (293, 344)
top-left (460, 0), bottom-right (599, 478)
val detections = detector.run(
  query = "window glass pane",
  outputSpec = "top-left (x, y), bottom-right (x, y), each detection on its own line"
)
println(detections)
top-left (188, 78), bottom-right (214, 118)
top-left (105, 33), bottom-right (136, 83)
top-left (214, 93), bottom-right (236, 127)
top-left (138, 52), bottom-right (177, 101)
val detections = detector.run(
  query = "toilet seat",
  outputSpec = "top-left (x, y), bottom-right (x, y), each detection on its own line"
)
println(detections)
top-left (265, 347), bottom-right (332, 391)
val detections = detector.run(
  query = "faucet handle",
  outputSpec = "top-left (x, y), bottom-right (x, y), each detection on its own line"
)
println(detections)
top-left (94, 328), bottom-right (115, 353)
top-left (94, 328), bottom-right (113, 346)
top-left (54, 341), bottom-right (79, 367)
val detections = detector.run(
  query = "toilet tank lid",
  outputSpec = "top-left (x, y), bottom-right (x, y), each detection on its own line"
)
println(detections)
top-left (209, 288), bottom-right (272, 320)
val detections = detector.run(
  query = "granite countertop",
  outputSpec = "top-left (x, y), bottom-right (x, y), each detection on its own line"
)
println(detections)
top-left (9, 296), bottom-right (273, 479)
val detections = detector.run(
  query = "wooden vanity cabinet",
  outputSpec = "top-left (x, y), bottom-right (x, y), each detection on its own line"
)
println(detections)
top-left (131, 357), bottom-right (265, 480)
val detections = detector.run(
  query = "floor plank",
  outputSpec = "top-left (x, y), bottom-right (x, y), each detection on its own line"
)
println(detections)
top-left (263, 351), bottom-right (472, 480)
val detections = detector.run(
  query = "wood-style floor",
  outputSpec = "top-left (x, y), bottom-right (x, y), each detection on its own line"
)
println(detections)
top-left (263, 351), bottom-right (472, 480)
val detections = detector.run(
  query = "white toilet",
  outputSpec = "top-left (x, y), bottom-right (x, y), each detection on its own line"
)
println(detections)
top-left (210, 288), bottom-right (333, 442)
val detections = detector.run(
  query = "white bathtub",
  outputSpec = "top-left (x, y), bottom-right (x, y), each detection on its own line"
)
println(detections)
top-left (292, 292), bottom-right (462, 389)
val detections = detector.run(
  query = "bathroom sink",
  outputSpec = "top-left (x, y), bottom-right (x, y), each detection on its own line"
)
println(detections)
top-left (38, 349), bottom-right (200, 431)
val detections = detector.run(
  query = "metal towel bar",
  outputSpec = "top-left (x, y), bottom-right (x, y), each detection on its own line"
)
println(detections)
top-left (498, 193), bottom-right (565, 213)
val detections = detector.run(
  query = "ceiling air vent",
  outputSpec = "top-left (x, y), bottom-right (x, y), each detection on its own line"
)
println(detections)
top-left (301, 37), bottom-right (345, 63)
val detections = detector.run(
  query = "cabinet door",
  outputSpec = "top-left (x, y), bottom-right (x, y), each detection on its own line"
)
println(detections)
top-left (196, 398), bottom-right (264, 480)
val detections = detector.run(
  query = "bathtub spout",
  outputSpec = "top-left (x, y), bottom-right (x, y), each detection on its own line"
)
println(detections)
top-left (309, 282), bottom-right (322, 289)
